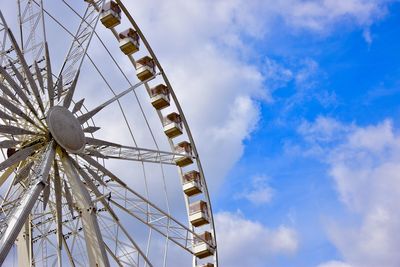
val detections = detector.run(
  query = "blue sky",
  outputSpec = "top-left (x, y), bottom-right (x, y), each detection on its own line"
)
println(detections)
top-left (198, 1), bottom-right (400, 266)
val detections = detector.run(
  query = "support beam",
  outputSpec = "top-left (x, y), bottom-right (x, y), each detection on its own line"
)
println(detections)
top-left (87, 144), bottom-right (193, 165)
top-left (0, 142), bottom-right (55, 265)
top-left (16, 220), bottom-right (31, 267)
top-left (60, 152), bottom-right (110, 267)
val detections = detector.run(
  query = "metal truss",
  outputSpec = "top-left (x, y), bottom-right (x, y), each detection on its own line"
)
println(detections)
top-left (17, 0), bottom-right (46, 63)
top-left (0, 142), bottom-right (55, 265)
top-left (0, 12), bottom-right (13, 67)
top-left (106, 181), bottom-right (216, 254)
top-left (85, 143), bottom-right (194, 165)
top-left (57, 0), bottom-right (104, 88)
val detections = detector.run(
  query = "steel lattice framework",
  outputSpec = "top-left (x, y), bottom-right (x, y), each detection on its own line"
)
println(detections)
top-left (0, 1), bottom-right (218, 266)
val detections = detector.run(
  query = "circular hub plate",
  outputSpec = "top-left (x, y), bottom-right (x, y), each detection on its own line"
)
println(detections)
top-left (47, 106), bottom-right (85, 153)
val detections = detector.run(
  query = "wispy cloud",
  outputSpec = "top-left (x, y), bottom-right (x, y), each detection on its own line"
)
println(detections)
top-left (216, 211), bottom-right (298, 267)
top-left (235, 175), bottom-right (275, 205)
top-left (299, 117), bottom-right (400, 267)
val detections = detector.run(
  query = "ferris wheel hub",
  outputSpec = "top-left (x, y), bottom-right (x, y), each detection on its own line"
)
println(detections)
top-left (47, 106), bottom-right (85, 153)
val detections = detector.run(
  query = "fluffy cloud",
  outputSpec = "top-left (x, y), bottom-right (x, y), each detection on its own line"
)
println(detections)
top-left (215, 211), bottom-right (298, 267)
top-left (121, 1), bottom-right (267, 192)
top-left (121, 0), bottom-right (395, 191)
top-left (300, 118), bottom-right (400, 267)
top-left (318, 261), bottom-right (354, 267)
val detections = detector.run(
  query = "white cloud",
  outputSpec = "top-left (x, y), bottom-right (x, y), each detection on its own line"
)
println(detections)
top-left (273, 0), bottom-right (391, 33)
top-left (121, 0), bottom-right (395, 190)
top-left (215, 211), bottom-right (298, 267)
top-left (299, 117), bottom-right (400, 267)
top-left (122, 0), bottom-right (268, 192)
top-left (263, 58), bottom-right (294, 91)
top-left (236, 175), bottom-right (275, 205)
top-left (318, 261), bottom-right (354, 267)
top-left (363, 28), bottom-right (373, 44)
top-left (298, 116), bottom-right (353, 144)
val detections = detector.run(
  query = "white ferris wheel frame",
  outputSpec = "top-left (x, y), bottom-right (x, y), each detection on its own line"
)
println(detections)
top-left (0, 0), bottom-right (218, 266)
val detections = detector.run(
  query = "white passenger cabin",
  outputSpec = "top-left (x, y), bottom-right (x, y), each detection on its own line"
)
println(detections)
top-left (136, 56), bottom-right (155, 81)
top-left (119, 28), bottom-right (140, 55)
top-left (150, 84), bottom-right (170, 110)
top-left (193, 231), bottom-right (215, 259)
top-left (163, 112), bottom-right (182, 138)
top-left (183, 170), bottom-right (202, 196)
top-left (174, 141), bottom-right (193, 167)
top-left (189, 200), bottom-right (210, 227)
top-left (100, 1), bottom-right (121, 28)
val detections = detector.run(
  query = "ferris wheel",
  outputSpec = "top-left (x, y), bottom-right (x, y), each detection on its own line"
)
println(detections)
top-left (0, 1), bottom-right (217, 266)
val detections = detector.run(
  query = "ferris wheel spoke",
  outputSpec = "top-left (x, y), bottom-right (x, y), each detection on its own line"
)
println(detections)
top-left (42, 175), bottom-right (51, 209)
top-left (0, 164), bottom-right (18, 190)
top-left (84, 142), bottom-right (193, 165)
top-left (0, 64), bottom-right (38, 118)
top-left (103, 244), bottom-right (123, 267)
top-left (7, 27), bottom-right (45, 114)
top-left (70, 156), bottom-right (117, 218)
top-left (61, 234), bottom-right (77, 267)
top-left (85, 137), bottom-right (120, 147)
top-left (45, 42), bottom-right (54, 107)
top-left (72, 98), bottom-right (85, 114)
top-left (57, 0), bottom-right (104, 92)
top-left (77, 78), bottom-right (152, 125)
top-left (69, 157), bottom-right (153, 266)
top-left (0, 96), bottom-right (42, 130)
top-left (0, 143), bottom-right (41, 172)
top-left (0, 141), bottom-right (55, 265)
top-left (79, 154), bottom-right (126, 187)
top-left (0, 14), bottom-right (46, 117)
top-left (83, 126), bottom-right (100, 134)
top-left (0, 81), bottom-right (19, 103)
top-left (17, 0), bottom-right (47, 62)
top-left (34, 61), bottom-right (45, 94)
top-left (106, 181), bottom-right (214, 256)
top-left (63, 70), bottom-right (79, 109)
top-left (60, 215), bottom-right (88, 266)
top-left (13, 161), bottom-right (34, 185)
top-left (8, 60), bottom-right (31, 94)
top-left (0, 109), bottom-right (18, 122)
top-left (0, 124), bottom-right (38, 136)
top-left (0, 12), bottom-right (11, 66)
top-left (52, 160), bottom-right (63, 257)
top-left (59, 152), bottom-right (110, 267)
top-left (97, 213), bottom-right (153, 267)
top-left (0, 140), bottom-right (20, 149)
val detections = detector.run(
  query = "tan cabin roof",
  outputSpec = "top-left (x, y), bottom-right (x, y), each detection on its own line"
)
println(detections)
top-left (150, 84), bottom-right (169, 95)
top-left (102, 1), bottom-right (121, 13)
top-left (118, 28), bottom-right (139, 41)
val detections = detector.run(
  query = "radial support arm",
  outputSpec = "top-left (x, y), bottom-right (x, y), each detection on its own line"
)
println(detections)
top-left (0, 11), bottom-right (12, 66)
top-left (60, 152), bottom-right (110, 267)
top-left (17, 0), bottom-right (47, 62)
top-left (86, 144), bottom-right (194, 165)
top-left (57, 0), bottom-right (104, 88)
top-left (0, 141), bottom-right (55, 265)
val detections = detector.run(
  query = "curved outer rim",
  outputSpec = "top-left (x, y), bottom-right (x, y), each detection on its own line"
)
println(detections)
top-left (114, 1), bottom-right (219, 266)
